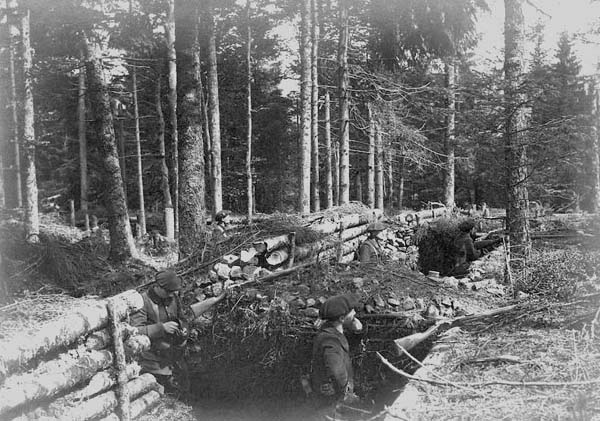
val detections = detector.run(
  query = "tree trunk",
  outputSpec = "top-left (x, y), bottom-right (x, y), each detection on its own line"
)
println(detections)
top-left (504, 0), bottom-right (531, 277)
top-left (310, 0), bottom-right (320, 212)
top-left (0, 349), bottom-right (115, 416)
top-left (21, 7), bottom-right (39, 243)
top-left (155, 76), bottom-right (175, 240)
top-left (132, 66), bottom-right (146, 237)
top-left (443, 60), bottom-right (456, 209)
top-left (45, 373), bottom-right (159, 421)
top-left (114, 107), bottom-right (128, 206)
top-left (337, 0), bottom-right (350, 204)
top-left (98, 390), bottom-right (161, 421)
top-left (386, 149), bottom-right (394, 207)
top-left (375, 123), bottom-right (384, 210)
top-left (208, 1), bottom-right (223, 214)
top-left (367, 103), bottom-right (375, 208)
top-left (179, 8), bottom-right (207, 258)
top-left (397, 154), bottom-right (405, 209)
top-left (7, 0), bottom-right (22, 208)
top-left (299, 0), bottom-right (312, 214)
top-left (78, 51), bottom-right (90, 232)
top-left (324, 91), bottom-right (333, 208)
top-left (84, 32), bottom-right (137, 262)
top-left (166, 0), bottom-right (179, 236)
top-left (355, 171), bottom-right (363, 203)
top-left (246, 0), bottom-right (253, 221)
top-left (592, 83), bottom-right (600, 213)
top-left (0, 290), bottom-right (143, 381)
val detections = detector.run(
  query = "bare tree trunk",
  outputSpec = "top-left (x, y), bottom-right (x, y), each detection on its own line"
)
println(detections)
top-left (355, 171), bottom-right (362, 203)
top-left (337, 0), bottom-right (350, 204)
top-left (7, 0), bottom-right (22, 208)
top-left (386, 149), bottom-right (394, 207)
top-left (375, 123), bottom-right (384, 211)
top-left (298, 0), bottom-right (312, 214)
top-left (131, 66), bottom-right (146, 237)
top-left (504, 0), bottom-right (531, 278)
top-left (443, 60), bottom-right (456, 209)
top-left (367, 103), bottom-right (375, 208)
top-left (178, 7), bottom-right (206, 258)
top-left (324, 91), bottom-right (333, 209)
top-left (310, 0), bottom-right (320, 212)
top-left (115, 112), bottom-right (128, 206)
top-left (21, 7), bottom-right (38, 242)
top-left (155, 77), bottom-right (174, 240)
top-left (592, 83), bottom-right (600, 213)
top-left (83, 32), bottom-right (137, 261)
top-left (166, 0), bottom-right (179, 236)
top-left (397, 154), bottom-right (405, 209)
top-left (207, 1), bottom-right (222, 214)
top-left (78, 51), bottom-right (90, 232)
top-left (246, 0), bottom-right (253, 221)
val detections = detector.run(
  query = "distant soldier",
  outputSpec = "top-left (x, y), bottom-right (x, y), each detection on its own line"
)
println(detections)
top-left (212, 210), bottom-right (231, 244)
top-left (452, 219), bottom-right (502, 277)
top-left (311, 294), bottom-right (363, 419)
top-left (357, 222), bottom-right (386, 264)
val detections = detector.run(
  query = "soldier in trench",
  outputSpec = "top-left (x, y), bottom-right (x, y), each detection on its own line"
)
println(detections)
top-left (357, 222), bottom-right (387, 264)
top-left (131, 269), bottom-right (226, 394)
top-left (451, 219), bottom-right (503, 277)
top-left (310, 293), bottom-right (363, 419)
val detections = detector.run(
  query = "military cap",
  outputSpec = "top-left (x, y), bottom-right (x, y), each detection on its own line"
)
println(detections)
top-left (215, 210), bottom-right (231, 223)
top-left (156, 269), bottom-right (182, 292)
top-left (458, 219), bottom-right (476, 232)
top-left (319, 293), bottom-right (360, 321)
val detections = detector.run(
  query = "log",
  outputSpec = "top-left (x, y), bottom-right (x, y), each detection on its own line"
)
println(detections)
top-left (45, 373), bottom-right (160, 421)
top-left (49, 363), bottom-right (140, 409)
top-left (107, 299), bottom-right (130, 421)
top-left (0, 349), bottom-right (113, 416)
top-left (0, 290), bottom-right (143, 380)
top-left (85, 325), bottom-right (145, 352)
top-left (98, 390), bottom-right (162, 421)
top-left (294, 224), bottom-right (369, 261)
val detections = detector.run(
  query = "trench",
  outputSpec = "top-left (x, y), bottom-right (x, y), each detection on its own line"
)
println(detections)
top-left (179, 320), bottom-right (438, 421)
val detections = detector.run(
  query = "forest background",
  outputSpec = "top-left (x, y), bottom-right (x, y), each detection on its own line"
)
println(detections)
top-left (2, 0), bottom-right (600, 263)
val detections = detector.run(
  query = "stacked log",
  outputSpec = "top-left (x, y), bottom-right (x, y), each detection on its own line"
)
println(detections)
top-left (0, 290), bottom-right (163, 421)
top-left (205, 208), bottom-right (384, 285)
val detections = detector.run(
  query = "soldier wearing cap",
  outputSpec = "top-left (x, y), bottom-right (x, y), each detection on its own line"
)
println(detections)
top-left (310, 294), bottom-right (363, 417)
top-left (131, 269), bottom-right (187, 388)
top-left (212, 210), bottom-right (231, 244)
top-left (452, 219), bottom-right (502, 276)
top-left (358, 221), bottom-right (386, 264)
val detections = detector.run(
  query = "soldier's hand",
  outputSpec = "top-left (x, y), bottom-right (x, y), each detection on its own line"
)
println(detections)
top-left (320, 383), bottom-right (335, 396)
top-left (163, 321), bottom-right (180, 335)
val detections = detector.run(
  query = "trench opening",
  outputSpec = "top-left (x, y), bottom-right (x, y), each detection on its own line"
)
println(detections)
top-left (179, 320), bottom-right (438, 420)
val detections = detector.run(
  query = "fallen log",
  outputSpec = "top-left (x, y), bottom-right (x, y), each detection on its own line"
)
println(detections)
top-left (394, 322), bottom-right (449, 354)
top-left (0, 290), bottom-right (143, 380)
top-left (107, 299), bottom-right (130, 421)
top-left (98, 389), bottom-right (162, 421)
top-left (294, 224), bottom-right (368, 261)
top-left (44, 373), bottom-right (160, 421)
top-left (0, 349), bottom-right (114, 416)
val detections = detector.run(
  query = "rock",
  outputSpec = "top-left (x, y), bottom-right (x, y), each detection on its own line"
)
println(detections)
top-left (425, 304), bottom-right (439, 318)
top-left (211, 282), bottom-right (223, 296)
top-left (294, 298), bottom-right (307, 309)
top-left (242, 265), bottom-right (259, 277)
top-left (214, 263), bottom-right (231, 279)
top-left (373, 295), bottom-right (385, 308)
top-left (364, 304), bottom-right (375, 314)
top-left (306, 298), bottom-right (316, 307)
top-left (222, 254), bottom-right (239, 265)
top-left (352, 278), bottom-right (364, 289)
top-left (415, 298), bottom-right (425, 310)
top-left (443, 277), bottom-right (459, 288)
top-left (303, 307), bottom-right (320, 318)
top-left (402, 297), bottom-right (415, 311)
top-left (240, 248), bottom-right (257, 263)
top-left (441, 297), bottom-right (452, 307)
top-left (208, 270), bottom-right (218, 282)
top-left (387, 298), bottom-right (400, 307)
top-left (469, 271), bottom-right (482, 282)
top-left (296, 284), bottom-right (311, 296)
top-left (318, 296), bottom-right (327, 305)
top-left (229, 266), bottom-right (243, 279)
top-left (195, 293), bottom-right (206, 302)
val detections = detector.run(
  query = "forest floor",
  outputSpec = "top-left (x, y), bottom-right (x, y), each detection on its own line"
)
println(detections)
top-left (0, 211), bottom-right (599, 420)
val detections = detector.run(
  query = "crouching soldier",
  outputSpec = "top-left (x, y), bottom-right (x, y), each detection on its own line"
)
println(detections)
top-left (311, 294), bottom-right (363, 419)
top-left (130, 270), bottom-right (186, 392)
top-left (452, 219), bottom-right (502, 277)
